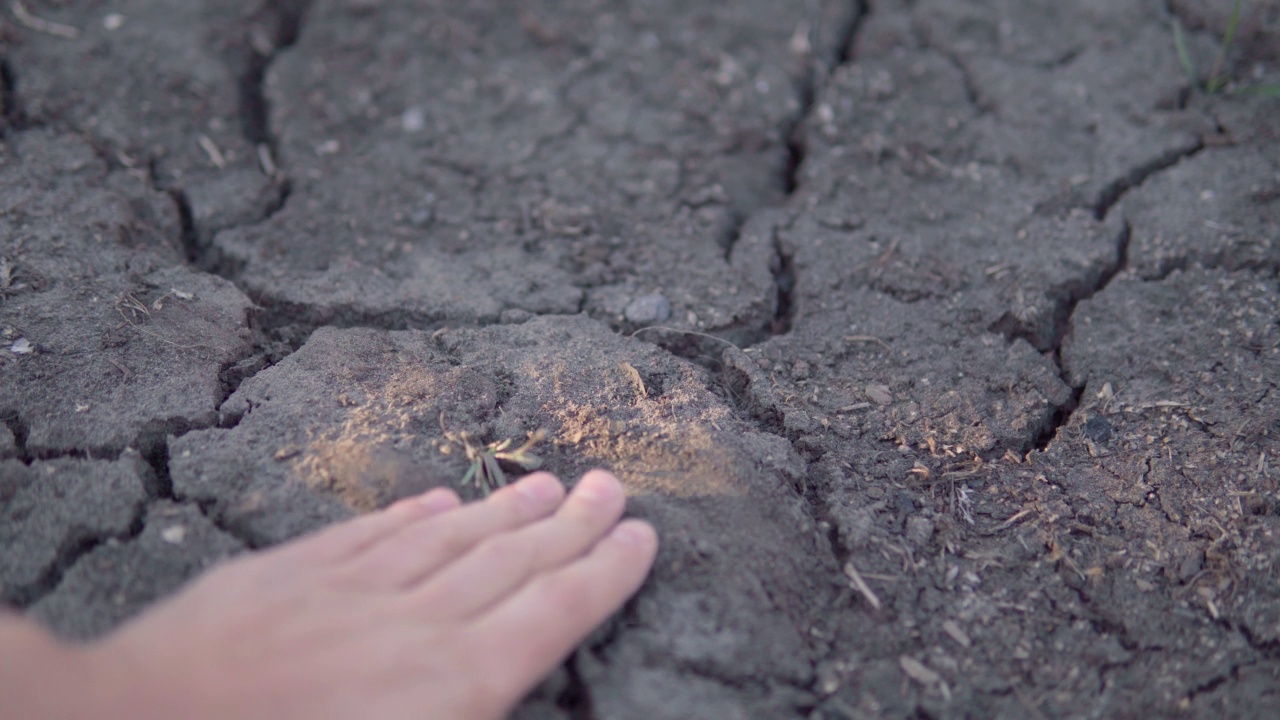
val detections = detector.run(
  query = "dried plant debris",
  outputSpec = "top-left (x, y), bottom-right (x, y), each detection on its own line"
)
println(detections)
top-left (443, 429), bottom-right (546, 495)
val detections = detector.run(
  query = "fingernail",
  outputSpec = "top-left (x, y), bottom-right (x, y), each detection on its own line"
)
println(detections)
top-left (611, 520), bottom-right (655, 547)
top-left (574, 470), bottom-right (622, 504)
top-left (515, 473), bottom-right (563, 505)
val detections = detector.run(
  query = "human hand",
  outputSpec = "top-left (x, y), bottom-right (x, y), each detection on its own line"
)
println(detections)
top-left (42, 470), bottom-right (655, 720)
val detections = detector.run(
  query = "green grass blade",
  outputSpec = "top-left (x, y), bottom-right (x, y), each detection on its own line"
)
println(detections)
top-left (1234, 84), bottom-right (1280, 97)
top-left (1221, 0), bottom-right (1244, 59)
top-left (482, 454), bottom-right (507, 489)
top-left (1172, 17), bottom-right (1197, 85)
top-left (1208, 0), bottom-right (1245, 93)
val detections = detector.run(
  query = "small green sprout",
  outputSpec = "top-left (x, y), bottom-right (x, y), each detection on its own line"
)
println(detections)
top-left (450, 429), bottom-right (546, 495)
top-left (1172, 0), bottom-right (1280, 97)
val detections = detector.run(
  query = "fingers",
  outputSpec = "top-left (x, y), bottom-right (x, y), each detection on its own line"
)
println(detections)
top-left (265, 487), bottom-right (462, 566)
top-left (465, 519), bottom-right (658, 709)
top-left (404, 470), bottom-right (628, 619)
top-left (330, 472), bottom-right (566, 591)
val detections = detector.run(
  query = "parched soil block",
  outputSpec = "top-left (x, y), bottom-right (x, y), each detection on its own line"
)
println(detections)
top-left (0, 453), bottom-right (150, 606)
top-left (211, 0), bottom-right (854, 336)
top-left (30, 501), bottom-right (245, 640)
top-left (7, 0), bottom-right (286, 240)
top-left (1120, 146), bottom-right (1280, 279)
top-left (171, 314), bottom-right (839, 716)
top-left (0, 131), bottom-right (255, 457)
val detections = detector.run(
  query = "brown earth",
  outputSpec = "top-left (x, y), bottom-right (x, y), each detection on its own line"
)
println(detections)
top-left (1, 1), bottom-right (1278, 718)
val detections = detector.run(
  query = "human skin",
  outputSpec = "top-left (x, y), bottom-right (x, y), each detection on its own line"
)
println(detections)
top-left (0, 470), bottom-right (657, 720)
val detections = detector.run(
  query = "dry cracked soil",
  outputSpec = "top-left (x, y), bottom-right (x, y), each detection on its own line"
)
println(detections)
top-left (1, 1), bottom-right (1279, 718)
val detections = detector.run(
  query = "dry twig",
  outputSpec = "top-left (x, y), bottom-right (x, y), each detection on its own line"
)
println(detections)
top-left (11, 1), bottom-right (79, 39)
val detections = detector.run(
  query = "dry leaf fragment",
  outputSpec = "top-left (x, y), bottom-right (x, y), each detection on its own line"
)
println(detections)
top-left (11, 1), bottom-right (80, 39)
top-left (865, 383), bottom-right (892, 406)
top-left (899, 656), bottom-right (942, 686)
top-left (843, 561), bottom-right (882, 610)
top-left (618, 362), bottom-right (647, 399)
top-left (941, 620), bottom-right (971, 648)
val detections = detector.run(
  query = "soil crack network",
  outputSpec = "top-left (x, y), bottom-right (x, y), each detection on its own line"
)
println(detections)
top-left (2, 0), bottom-right (1278, 715)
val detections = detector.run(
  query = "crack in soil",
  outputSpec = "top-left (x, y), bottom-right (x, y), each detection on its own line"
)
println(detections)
top-left (557, 651), bottom-right (596, 720)
top-left (771, 229), bottom-right (797, 335)
top-left (169, 187), bottom-right (201, 265)
top-left (1, 410), bottom-right (29, 462)
top-left (912, 21), bottom-right (987, 115)
top-left (6, 480), bottom-right (148, 609)
top-left (163, 0), bottom-right (309, 279)
top-left (1092, 140), bottom-right (1208, 220)
top-left (122, 0), bottom-right (309, 307)
top-left (11, 487), bottom-right (253, 609)
top-left (2, 405), bottom-right (244, 606)
top-left (832, 0), bottom-right (869, 66)
top-left (991, 218), bottom-right (1131, 451)
top-left (1009, 129), bottom-right (1245, 453)
top-left (105, 3), bottom-right (319, 411)
top-left (7, 513), bottom-right (145, 608)
top-left (712, 1), bottom-right (868, 344)
top-left (771, 0), bottom-right (868, 314)
top-left (152, 437), bottom-right (263, 551)
top-left (1024, 124), bottom-right (1247, 455)
top-left (1180, 660), bottom-right (1250, 702)
top-left (1235, 620), bottom-right (1280, 660)
top-left (237, 0), bottom-right (311, 151)
top-left (775, 21), bottom-right (1228, 699)
top-left (0, 56), bottom-right (24, 133)
top-left (176, 1), bottom-right (861, 365)
top-left (1141, 252), bottom-right (1280, 284)
top-left (1026, 218), bottom-right (1134, 451)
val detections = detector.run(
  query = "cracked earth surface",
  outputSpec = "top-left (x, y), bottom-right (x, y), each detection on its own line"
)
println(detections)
top-left (1, 1), bottom-right (1278, 718)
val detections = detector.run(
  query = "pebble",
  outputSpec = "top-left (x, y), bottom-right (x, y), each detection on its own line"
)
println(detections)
top-left (401, 107), bottom-right (426, 132)
top-left (624, 293), bottom-right (670, 324)
top-left (500, 308), bottom-right (533, 324)
top-left (1084, 416), bottom-right (1113, 443)
top-left (906, 516), bottom-right (935, 546)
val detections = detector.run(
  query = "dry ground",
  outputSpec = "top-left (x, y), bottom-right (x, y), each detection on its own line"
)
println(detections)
top-left (2, 1), bottom-right (1278, 718)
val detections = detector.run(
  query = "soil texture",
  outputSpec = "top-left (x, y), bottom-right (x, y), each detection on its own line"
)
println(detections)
top-left (2, 1), bottom-right (1278, 718)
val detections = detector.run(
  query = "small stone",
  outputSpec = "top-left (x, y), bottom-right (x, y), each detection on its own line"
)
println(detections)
top-left (906, 516), bottom-right (935, 546)
top-left (895, 491), bottom-right (916, 516)
top-left (160, 525), bottom-right (187, 544)
top-left (1177, 549), bottom-right (1204, 583)
top-left (899, 656), bottom-right (942, 686)
top-left (500, 308), bottom-right (533, 324)
top-left (409, 207), bottom-right (433, 226)
top-left (624, 293), bottom-right (671, 324)
top-left (783, 409), bottom-right (814, 434)
top-left (401, 107), bottom-right (426, 132)
top-left (792, 359), bottom-right (811, 379)
top-left (1084, 417), bottom-right (1113, 443)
